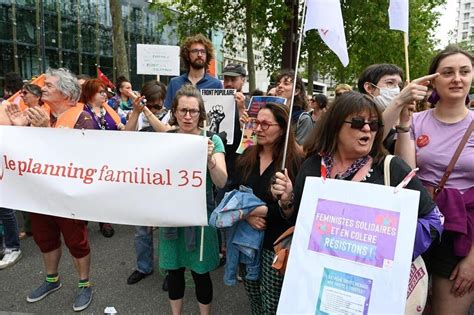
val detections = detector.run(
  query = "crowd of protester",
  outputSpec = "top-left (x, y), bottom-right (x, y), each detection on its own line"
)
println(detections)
top-left (0, 33), bottom-right (473, 314)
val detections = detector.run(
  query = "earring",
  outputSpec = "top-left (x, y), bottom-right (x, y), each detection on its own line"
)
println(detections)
top-left (427, 89), bottom-right (440, 104)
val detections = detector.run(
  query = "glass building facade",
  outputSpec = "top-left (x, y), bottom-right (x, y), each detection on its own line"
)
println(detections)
top-left (0, 0), bottom-right (177, 91)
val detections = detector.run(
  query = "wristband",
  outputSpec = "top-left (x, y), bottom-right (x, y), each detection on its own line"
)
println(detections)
top-left (395, 125), bottom-right (410, 133)
top-left (279, 193), bottom-right (295, 210)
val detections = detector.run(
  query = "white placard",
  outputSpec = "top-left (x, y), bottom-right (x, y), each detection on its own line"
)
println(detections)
top-left (0, 126), bottom-right (207, 227)
top-left (201, 89), bottom-right (236, 145)
top-left (136, 44), bottom-right (180, 76)
top-left (278, 177), bottom-right (419, 315)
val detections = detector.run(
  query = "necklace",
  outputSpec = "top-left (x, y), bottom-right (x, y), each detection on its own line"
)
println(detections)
top-left (321, 154), bottom-right (371, 180)
top-left (87, 104), bottom-right (108, 130)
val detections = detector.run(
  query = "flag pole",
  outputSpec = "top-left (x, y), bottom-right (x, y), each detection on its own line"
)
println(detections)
top-left (281, 0), bottom-right (308, 171)
top-left (403, 32), bottom-right (410, 82)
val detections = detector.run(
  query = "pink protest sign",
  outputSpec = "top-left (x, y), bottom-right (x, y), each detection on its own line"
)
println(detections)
top-left (309, 199), bottom-right (400, 269)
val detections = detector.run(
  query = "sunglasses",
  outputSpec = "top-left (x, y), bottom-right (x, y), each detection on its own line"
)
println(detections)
top-left (146, 103), bottom-right (163, 110)
top-left (344, 117), bottom-right (382, 132)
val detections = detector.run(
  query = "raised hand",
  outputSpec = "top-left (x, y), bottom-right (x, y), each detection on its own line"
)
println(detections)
top-left (5, 102), bottom-right (29, 126)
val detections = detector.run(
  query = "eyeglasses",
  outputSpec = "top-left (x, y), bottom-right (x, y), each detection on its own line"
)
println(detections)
top-left (99, 90), bottom-right (107, 96)
top-left (371, 81), bottom-right (403, 90)
top-left (190, 49), bottom-right (207, 55)
top-left (250, 119), bottom-right (279, 131)
top-left (177, 108), bottom-right (200, 117)
top-left (344, 117), bottom-right (382, 132)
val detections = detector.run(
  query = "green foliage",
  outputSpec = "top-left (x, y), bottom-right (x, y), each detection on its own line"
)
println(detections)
top-left (151, 0), bottom-right (448, 89)
top-left (149, 0), bottom-right (290, 74)
top-left (303, 0), bottom-right (446, 86)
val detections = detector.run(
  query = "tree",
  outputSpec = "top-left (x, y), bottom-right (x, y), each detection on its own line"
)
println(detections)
top-left (150, 0), bottom-right (290, 91)
top-left (109, 0), bottom-right (129, 80)
top-left (303, 0), bottom-right (446, 87)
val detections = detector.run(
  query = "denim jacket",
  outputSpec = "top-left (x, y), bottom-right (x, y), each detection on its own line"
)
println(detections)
top-left (210, 186), bottom-right (266, 285)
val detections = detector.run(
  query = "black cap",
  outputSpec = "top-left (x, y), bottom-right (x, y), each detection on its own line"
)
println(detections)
top-left (222, 64), bottom-right (246, 77)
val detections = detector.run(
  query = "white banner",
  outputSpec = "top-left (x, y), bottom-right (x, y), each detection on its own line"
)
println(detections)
top-left (278, 178), bottom-right (419, 314)
top-left (201, 89), bottom-right (236, 145)
top-left (136, 44), bottom-right (180, 76)
top-left (0, 126), bottom-right (208, 227)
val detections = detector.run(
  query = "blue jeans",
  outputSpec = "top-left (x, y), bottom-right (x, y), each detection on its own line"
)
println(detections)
top-left (0, 208), bottom-right (20, 250)
top-left (134, 226), bottom-right (153, 274)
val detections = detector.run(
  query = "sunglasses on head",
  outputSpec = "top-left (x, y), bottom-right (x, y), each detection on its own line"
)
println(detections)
top-left (344, 117), bottom-right (382, 132)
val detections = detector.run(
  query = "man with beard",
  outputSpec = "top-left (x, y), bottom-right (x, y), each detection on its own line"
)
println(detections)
top-left (164, 34), bottom-right (222, 109)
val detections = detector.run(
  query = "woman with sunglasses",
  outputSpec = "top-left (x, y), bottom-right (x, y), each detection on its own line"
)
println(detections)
top-left (272, 91), bottom-right (443, 308)
top-left (124, 80), bottom-right (171, 132)
top-left (124, 80), bottom-right (171, 286)
top-left (80, 79), bottom-right (124, 238)
top-left (159, 84), bottom-right (227, 315)
top-left (20, 84), bottom-right (43, 108)
top-left (229, 102), bottom-right (302, 314)
top-left (396, 46), bottom-right (474, 314)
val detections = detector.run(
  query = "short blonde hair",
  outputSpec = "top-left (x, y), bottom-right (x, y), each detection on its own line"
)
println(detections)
top-left (335, 83), bottom-right (352, 96)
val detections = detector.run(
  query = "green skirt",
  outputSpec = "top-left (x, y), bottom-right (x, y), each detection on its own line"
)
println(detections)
top-left (158, 225), bottom-right (219, 274)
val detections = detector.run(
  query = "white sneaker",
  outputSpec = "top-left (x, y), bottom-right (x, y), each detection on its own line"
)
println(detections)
top-left (0, 249), bottom-right (22, 269)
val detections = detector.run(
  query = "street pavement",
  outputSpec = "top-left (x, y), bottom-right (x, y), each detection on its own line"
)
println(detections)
top-left (0, 224), bottom-right (251, 314)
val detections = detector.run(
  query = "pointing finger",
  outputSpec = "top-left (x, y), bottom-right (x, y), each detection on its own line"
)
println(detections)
top-left (412, 73), bottom-right (439, 85)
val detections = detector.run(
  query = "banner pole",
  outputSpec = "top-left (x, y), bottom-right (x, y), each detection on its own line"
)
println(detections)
top-left (281, 0), bottom-right (308, 171)
top-left (404, 32), bottom-right (410, 83)
top-left (200, 120), bottom-right (208, 262)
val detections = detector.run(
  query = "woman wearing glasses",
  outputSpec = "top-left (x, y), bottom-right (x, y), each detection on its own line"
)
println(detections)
top-left (272, 92), bottom-right (443, 311)
top-left (159, 85), bottom-right (227, 315)
top-left (230, 102), bottom-right (302, 314)
top-left (125, 80), bottom-right (171, 286)
top-left (80, 79), bottom-right (124, 238)
top-left (124, 80), bottom-right (171, 132)
top-left (20, 84), bottom-right (43, 108)
top-left (81, 79), bottom-right (124, 132)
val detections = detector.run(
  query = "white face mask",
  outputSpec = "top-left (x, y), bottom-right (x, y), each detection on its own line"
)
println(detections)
top-left (373, 86), bottom-right (400, 111)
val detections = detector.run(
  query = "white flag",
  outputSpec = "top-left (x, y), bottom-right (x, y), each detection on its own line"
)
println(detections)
top-left (389, 0), bottom-right (409, 33)
top-left (304, 0), bottom-right (349, 67)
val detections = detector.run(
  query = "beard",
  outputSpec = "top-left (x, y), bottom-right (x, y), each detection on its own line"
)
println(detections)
top-left (190, 59), bottom-right (206, 70)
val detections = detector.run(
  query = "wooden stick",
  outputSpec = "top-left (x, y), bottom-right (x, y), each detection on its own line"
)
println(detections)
top-left (200, 119), bottom-right (207, 262)
top-left (403, 32), bottom-right (414, 116)
top-left (404, 32), bottom-right (410, 83)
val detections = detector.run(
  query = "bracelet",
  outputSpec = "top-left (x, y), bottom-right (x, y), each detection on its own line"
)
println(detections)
top-left (395, 125), bottom-right (410, 133)
top-left (279, 193), bottom-right (295, 210)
